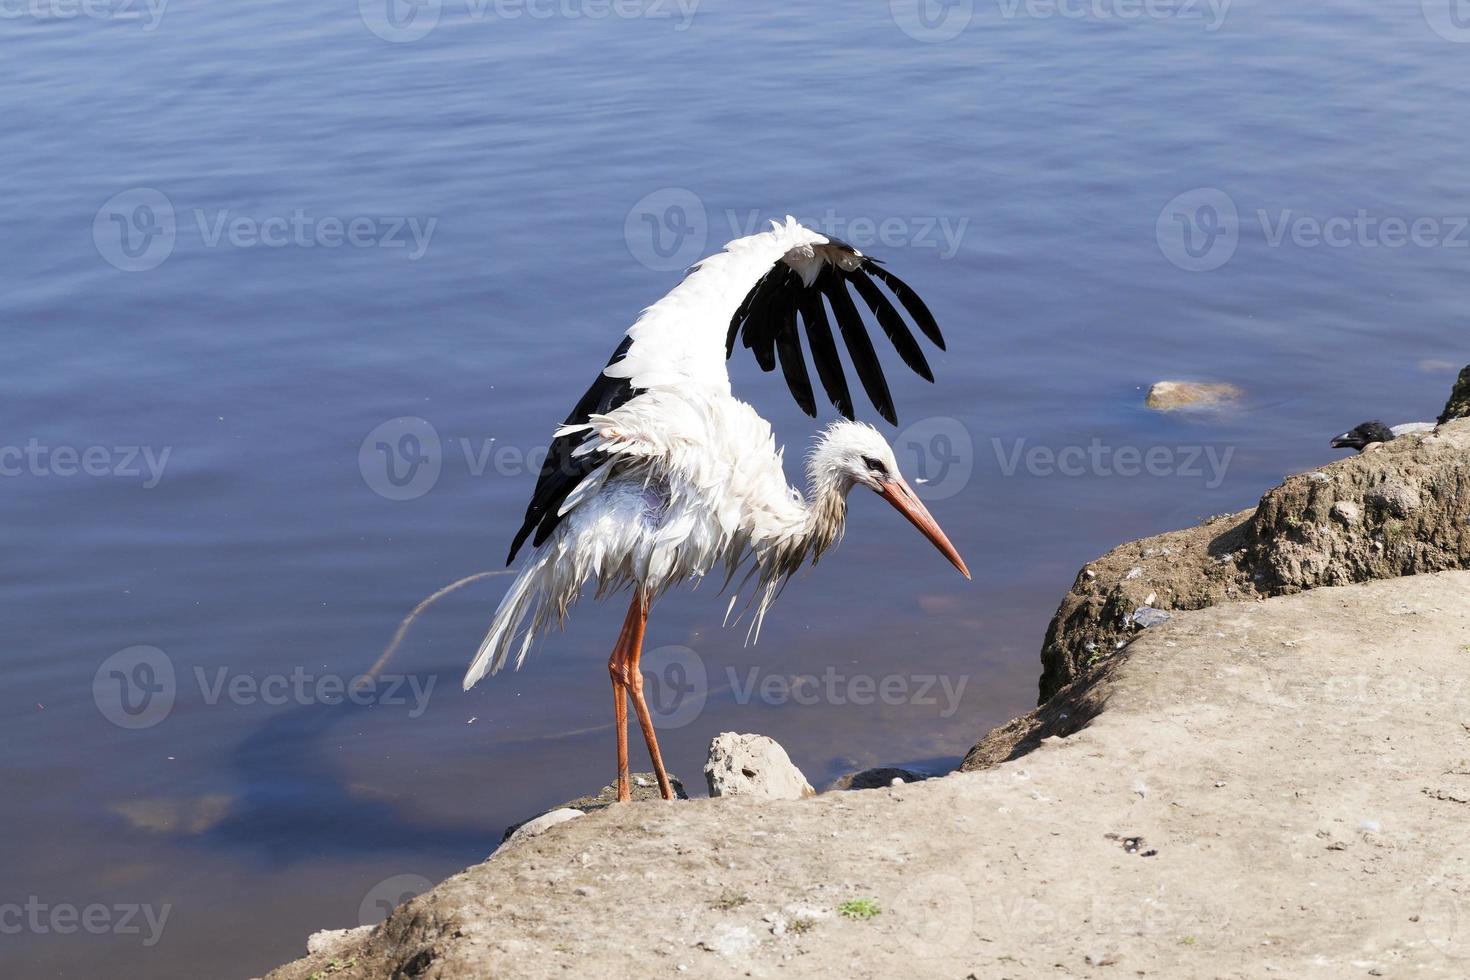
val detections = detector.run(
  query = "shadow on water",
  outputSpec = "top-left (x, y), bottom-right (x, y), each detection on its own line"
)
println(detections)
top-left (197, 663), bottom-right (497, 865)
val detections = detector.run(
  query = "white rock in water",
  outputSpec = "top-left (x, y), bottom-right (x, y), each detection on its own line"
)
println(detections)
top-left (704, 733), bottom-right (815, 800)
top-left (505, 807), bottom-right (584, 844)
top-left (1145, 380), bottom-right (1244, 412)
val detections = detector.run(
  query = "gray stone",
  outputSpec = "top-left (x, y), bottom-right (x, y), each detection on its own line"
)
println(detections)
top-left (1366, 482), bottom-right (1420, 518)
top-left (705, 733), bottom-right (814, 799)
top-left (306, 925), bottom-right (373, 957)
top-left (1130, 607), bottom-right (1172, 629)
top-left (828, 767), bottom-right (934, 791)
top-left (500, 772), bottom-right (687, 843)
top-left (504, 808), bottom-right (584, 845)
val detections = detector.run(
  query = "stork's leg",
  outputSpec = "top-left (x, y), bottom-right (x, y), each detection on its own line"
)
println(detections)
top-left (622, 593), bottom-right (676, 801)
top-left (607, 599), bottom-right (640, 803)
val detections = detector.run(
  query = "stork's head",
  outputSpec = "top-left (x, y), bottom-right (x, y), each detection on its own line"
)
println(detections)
top-left (808, 421), bottom-right (970, 579)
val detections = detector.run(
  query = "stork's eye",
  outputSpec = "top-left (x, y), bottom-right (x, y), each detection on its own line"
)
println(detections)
top-left (861, 455), bottom-right (887, 476)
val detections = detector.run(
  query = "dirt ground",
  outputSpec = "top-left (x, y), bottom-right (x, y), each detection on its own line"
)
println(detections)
top-left (268, 571), bottom-right (1470, 980)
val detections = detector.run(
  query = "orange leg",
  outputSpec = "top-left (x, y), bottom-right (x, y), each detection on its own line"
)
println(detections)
top-left (607, 598), bottom-right (639, 802)
top-left (623, 594), bottom-right (675, 801)
top-left (606, 592), bottom-right (675, 802)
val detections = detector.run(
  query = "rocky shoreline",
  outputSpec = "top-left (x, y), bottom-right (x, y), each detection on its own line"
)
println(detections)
top-left (265, 416), bottom-right (1470, 980)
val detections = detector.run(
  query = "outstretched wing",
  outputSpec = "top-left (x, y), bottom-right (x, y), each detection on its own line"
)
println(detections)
top-left (505, 216), bottom-right (947, 564)
top-left (725, 236), bottom-right (944, 425)
top-left (505, 337), bottom-right (638, 564)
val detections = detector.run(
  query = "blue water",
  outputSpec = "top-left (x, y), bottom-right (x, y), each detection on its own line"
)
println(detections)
top-left (4, 2), bottom-right (1467, 975)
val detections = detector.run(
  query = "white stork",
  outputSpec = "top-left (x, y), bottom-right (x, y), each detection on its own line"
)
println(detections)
top-left (463, 216), bottom-right (970, 802)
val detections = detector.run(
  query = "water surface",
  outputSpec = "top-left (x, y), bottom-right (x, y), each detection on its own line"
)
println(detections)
top-left (4, 2), bottom-right (1468, 975)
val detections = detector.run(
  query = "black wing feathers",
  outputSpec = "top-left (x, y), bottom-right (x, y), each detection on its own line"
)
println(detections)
top-left (506, 336), bottom-right (638, 565)
top-left (866, 263), bottom-right (944, 349)
top-left (796, 286), bottom-right (853, 421)
top-left (817, 265), bottom-right (896, 424)
top-left (727, 243), bottom-right (945, 424)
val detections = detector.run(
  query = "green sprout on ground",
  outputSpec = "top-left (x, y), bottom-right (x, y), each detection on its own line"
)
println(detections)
top-left (1179, 935), bottom-right (1197, 946)
top-left (711, 892), bottom-right (749, 911)
top-left (308, 958), bottom-right (356, 980)
top-left (788, 916), bottom-right (816, 934)
top-left (837, 898), bottom-right (882, 920)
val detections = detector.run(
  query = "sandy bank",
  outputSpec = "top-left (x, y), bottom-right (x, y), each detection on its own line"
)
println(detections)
top-left (268, 569), bottom-right (1470, 980)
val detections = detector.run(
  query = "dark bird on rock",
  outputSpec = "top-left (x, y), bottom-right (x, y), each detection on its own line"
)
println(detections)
top-left (1330, 420), bottom-right (1435, 452)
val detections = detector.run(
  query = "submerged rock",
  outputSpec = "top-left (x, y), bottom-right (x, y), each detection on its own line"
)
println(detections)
top-left (504, 808), bottom-right (583, 845)
top-left (500, 772), bottom-right (687, 843)
top-left (828, 767), bottom-right (934, 791)
top-left (1144, 380), bottom-right (1243, 412)
top-left (704, 733), bottom-right (814, 799)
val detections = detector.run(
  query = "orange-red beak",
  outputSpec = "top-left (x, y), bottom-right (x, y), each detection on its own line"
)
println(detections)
top-left (877, 478), bottom-right (971, 579)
